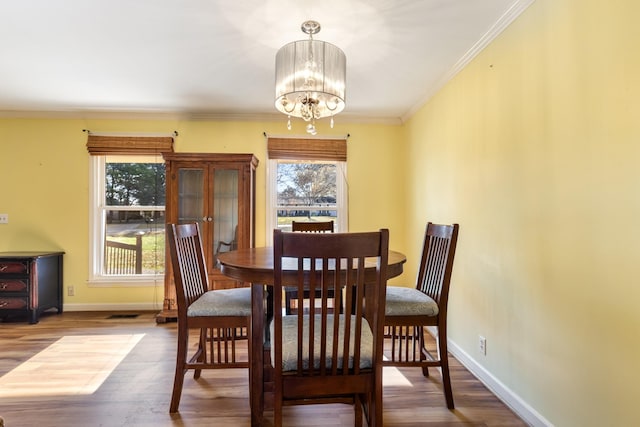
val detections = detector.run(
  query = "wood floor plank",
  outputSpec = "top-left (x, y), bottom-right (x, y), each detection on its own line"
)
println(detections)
top-left (0, 311), bottom-right (527, 426)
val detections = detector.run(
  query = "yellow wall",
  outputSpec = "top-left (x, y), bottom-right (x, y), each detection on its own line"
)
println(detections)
top-left (404, 0), bottom-right (640, 425)
top-left (3, 1), bottom-right (639, 424)
top-left (0, 118), bottom-right (407, 308)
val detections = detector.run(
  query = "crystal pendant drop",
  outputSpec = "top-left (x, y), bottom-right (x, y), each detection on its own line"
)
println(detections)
top-left (306, 123), bottom-right (316, 135)
top-left (330, 116), bottom-right (334, 128)
top-left (287, 116), bottom-right (291, 130)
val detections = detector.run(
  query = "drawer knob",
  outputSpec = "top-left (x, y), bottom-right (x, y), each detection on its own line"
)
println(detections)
top-left (0, 301), bottom-right (8, 308)
top-left (0, 283), bottom-right (7, 289)
top-left (0, 265), bottom-right (7, 272)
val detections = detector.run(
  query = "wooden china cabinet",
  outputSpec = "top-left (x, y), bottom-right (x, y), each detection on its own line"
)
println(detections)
top-left (157, 153), bottom-right (258, 322)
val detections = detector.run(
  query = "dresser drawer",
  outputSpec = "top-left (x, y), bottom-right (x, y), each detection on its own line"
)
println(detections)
top-left (0, 261), bottom-right (28, 275)
top-left (0, 297), bottom-right (28, 310)
top-left (0, 279), bottom-right (28, 293)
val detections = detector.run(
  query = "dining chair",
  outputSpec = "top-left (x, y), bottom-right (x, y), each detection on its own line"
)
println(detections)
top-left (383, 222), bottom-right (459, 409)
top-left (286, 220), bottom-right (335, 315)
top-left (271, 228), bottom-right (389, 427)
top-left (166, 222), bottom-right (251, 413)
top-left (291, 219), bottom-right (334, 233)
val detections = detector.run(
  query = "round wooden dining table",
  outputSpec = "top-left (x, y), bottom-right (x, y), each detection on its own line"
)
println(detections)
top-left (217, 246), bottom-right (406, 427)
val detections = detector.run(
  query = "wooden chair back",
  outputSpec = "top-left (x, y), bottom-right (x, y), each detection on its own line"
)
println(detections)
top-left (417, 222), bottom-right (459, 313)
top-left (167, 223), bottom-right (209, 318)
top-left (287, 220), bottom-right (335, 314)
top-left (291, 220), bottom-right (334, 233)
top-left (272, 228), bottom-right (389, 426)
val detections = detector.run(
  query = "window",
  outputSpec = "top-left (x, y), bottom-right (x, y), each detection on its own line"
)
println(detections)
top-left (266, 137), bottom-right (348, 245)
top-left (86, 134), bottom-right (173, 285)
top-left (89, 155), bottom-right (166, 284)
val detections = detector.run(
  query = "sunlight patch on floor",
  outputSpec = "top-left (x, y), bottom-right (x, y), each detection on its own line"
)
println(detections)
top-left (382, 357), bottom-right (413, 387)
top-left (0, 334), bottom-right (144, 397)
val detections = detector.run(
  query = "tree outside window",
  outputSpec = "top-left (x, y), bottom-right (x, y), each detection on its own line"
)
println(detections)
top-left (275, 161), bottom-right (338, 230)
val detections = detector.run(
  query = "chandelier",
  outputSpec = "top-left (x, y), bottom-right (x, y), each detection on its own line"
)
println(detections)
top-left (275, 20), bottom-right (346, 135)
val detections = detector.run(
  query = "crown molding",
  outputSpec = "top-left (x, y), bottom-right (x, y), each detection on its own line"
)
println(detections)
top-left (0, 108), bottom-right (402, 125)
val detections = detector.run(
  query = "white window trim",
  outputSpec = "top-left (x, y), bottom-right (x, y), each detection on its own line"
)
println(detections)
top-left (265, 158), bottom-right (348, 246)
top-left (88, 156), bottom-right (164, 287)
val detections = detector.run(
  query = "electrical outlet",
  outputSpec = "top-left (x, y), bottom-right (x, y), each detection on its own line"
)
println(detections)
top-left (0, 214), bottom-right (8, 224)
top-left (67, 286), bottom-right (75, 296)
top-left (479, 335), bottom-right (487, 355)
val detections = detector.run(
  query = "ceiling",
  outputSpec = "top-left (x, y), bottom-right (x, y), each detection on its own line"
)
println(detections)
top-left (0, 0), bottom-right (533, 123)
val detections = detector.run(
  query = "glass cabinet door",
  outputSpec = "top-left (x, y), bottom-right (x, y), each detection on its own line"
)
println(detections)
top-left (177, 167), bottom-right (205, 231)
top-left (211, 168), bottom-right (239, 268)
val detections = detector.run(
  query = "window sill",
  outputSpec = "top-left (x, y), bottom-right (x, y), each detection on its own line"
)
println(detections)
top-left (87, 276), bottom-right (164, 287)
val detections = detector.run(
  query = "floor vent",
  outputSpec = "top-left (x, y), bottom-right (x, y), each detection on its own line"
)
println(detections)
top-left (107, 314), bottom-right (140, 319)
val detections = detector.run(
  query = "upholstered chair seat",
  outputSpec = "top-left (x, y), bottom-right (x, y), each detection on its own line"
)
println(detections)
top-left (271, 314), bottom-right (374, 371)
top-left (188, 288), bottom-right (252, 317)
top-left (385, 286), bottom-right (439, 317)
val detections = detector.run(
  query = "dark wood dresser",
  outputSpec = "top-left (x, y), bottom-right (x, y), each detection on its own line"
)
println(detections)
top-left (0, 251), bottom-right (64, 324)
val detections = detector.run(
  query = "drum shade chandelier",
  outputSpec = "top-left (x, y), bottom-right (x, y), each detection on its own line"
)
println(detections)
top-left (275, 21), bottom-right (346, 135)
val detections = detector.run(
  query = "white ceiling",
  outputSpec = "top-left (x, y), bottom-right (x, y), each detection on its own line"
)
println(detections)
top-left (0, 0), bottom-right (533, 122)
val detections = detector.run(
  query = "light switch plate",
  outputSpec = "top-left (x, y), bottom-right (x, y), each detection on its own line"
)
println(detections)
top-left (0, 214), bottom-right (8, 224)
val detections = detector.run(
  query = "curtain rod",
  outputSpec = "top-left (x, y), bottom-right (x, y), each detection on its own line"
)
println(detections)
top-left (263, 132), bottom-right (349, 139)
top-left (83, 130), bottom-right (178, 137)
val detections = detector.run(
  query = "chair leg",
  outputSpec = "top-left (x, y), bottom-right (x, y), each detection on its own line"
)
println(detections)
top-left (170, 325), bottom-right (188, 413)
top-left (437, 327), bottom-right (455, 409)
top-left (417, 326), bottom-right (430, 378)
top-left (372, 377), bottom-right (383, 427)
top-left (421, 366), bottom-right (430, 377)
top-left (354, 394), bottom-right (364, 426)
top-left (194, 328), bottom-right (207, 379)
top-left (274, 394), bottom-right (283, 427)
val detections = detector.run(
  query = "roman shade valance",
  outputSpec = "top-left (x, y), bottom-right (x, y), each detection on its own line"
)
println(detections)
top-left (86, 135), bottom-right (174, 155)
top-left (267, 137), bottom-right (346, 161)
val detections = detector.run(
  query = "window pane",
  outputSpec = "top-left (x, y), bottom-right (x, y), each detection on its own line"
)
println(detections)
top-left (104, 209), bottom-right (165, 275)
top-left (103, 156), bottom-right (165, 277)
top-left (106, 163), bottom-right (165, 207)
top-left (275, 161), bottom-right (338, 231)
top-left (277, 162), bottom-right (337, 206)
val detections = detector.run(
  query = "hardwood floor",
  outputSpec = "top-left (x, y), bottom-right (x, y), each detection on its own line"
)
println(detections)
top-left (0, 311), bottom-right (527, 426)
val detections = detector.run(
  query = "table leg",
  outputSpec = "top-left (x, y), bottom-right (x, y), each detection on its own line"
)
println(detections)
top-left (251, 283), bottom-right (265, 427)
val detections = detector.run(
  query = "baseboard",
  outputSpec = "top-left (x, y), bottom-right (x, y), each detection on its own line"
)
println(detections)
top-left (448, 339), bottom-right (553, 427)
top-left (63, 303), bottom-right (163, 312)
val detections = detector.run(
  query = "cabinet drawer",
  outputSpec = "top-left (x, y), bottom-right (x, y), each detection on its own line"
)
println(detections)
top-left (0, 261), bottom-right (28, 274)
top-left (0, 297), bottom-right (28, 310)
top-left (0, 279), bottom-right (28, 293)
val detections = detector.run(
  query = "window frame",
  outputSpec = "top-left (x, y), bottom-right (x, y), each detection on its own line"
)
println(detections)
top-left (88, 155), bottom-right (166, 286)
top-left (266, 158), bottom-right (348, 246)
